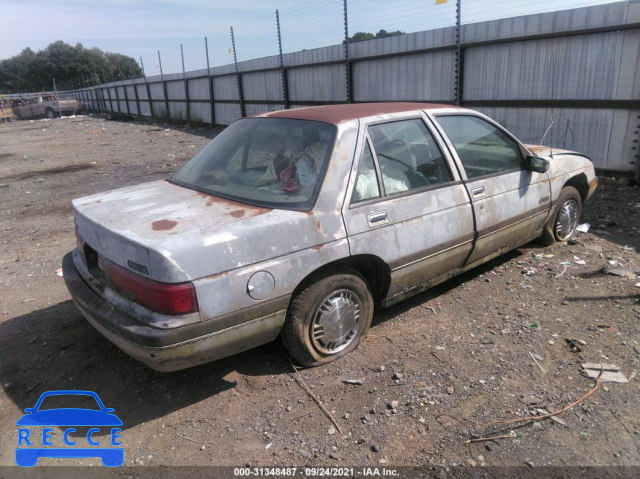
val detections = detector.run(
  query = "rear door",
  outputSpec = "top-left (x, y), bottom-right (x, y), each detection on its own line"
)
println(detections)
top-left (430, 113), bottom-right (551, 265)
top-left (342, 113), bottom-right (474, 304)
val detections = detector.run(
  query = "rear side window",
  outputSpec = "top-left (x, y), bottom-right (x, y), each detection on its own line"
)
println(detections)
top-left (436, 115), bottom-right (523, 179)
top-left (367, 119), bottom-right (453, 196)
top-left (353, 142), bottom-right (381, 203)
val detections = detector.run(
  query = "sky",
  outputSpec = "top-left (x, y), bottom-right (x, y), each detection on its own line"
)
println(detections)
top-left (1, 0), bottom-right (624, 76)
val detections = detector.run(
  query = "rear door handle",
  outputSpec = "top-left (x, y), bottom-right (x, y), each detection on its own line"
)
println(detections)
top-left (367, 211), bottom-right (388, 227)
top-left (471, 186), bottom-right (486, 197)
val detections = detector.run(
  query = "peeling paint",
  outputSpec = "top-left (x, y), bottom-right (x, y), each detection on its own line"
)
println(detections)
top-left (203, 231), bottom-right (238, 247)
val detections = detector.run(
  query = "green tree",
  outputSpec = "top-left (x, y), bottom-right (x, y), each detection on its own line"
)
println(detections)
top-left (0, 41), bottom-right (143, 93)
top-left (346, 29), bottom-right (405, 43)
top-left (347, 32), bottom-right (376, 43)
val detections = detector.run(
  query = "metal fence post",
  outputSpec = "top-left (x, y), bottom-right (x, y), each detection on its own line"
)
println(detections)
top-left (82, 76), bottom-right (90, 111)
top-left (84, 76), bottom-right (91, 111)
top-left (82, 75), bottom-right (93, 111)
top-left (455, 0), bottom-right (463, 106)
top-left (158, 50), bottom-right (170, 119)
top-left (205, 37), bottom-right (216, 126)
top-left (181, 44), bottom-right (190, 123)
top-left (93, 73), bottom-right (104, 112)
top-left (83, 76), bottom-right (90, 110)
top-left (119, 65), bottom-right (131, 115)
top-left (276, 10), bottom-right (289, 110)
top-left (52, 78), bottom-right (63, 116)
top-left (76, 78), bottom-right (83, 107)
top-left (101, 68), bottom-right (114, 112)
top-left (230, 27), bottom-right (245, 118)
top-left (110, 70), bottom-right (122, 113)
top-left (128, 64), bottom-right (141, 116)
top-left (343, 0), bottom-right (352, 104)
top-left (140, 57), bottom-right (154, 119)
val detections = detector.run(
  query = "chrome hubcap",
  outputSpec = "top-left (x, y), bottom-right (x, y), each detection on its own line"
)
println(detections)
top-left (311, 289), bottom-right (361, 355)
top-left (556, 199), bottom-right (579, 241)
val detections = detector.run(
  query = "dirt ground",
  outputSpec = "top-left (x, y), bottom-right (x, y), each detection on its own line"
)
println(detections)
top-left (0, 115), bottom-right (639, 477)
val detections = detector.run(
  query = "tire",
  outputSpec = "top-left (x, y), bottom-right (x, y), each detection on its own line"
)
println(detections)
top-left (539, 186), bottom-right (582, 245)
top-left (281, 268), bottom-right (374, 367)
top-left (45, 108), bottom-right (55, 119)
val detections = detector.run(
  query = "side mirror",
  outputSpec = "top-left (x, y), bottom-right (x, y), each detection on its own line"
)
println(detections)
top-left (523, 156), bottom-right (549, 173)
top-left (24, 408), bottom-right (33, 414)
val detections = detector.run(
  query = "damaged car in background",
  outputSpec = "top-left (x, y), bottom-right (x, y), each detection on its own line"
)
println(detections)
top-left (11, 94), bottom-right (84, 119)
top-left (62, 103), bottom-right (597, 371)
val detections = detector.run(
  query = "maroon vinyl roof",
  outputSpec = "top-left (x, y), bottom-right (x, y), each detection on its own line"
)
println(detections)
top-left (254, 102), bottom-right (459, 125)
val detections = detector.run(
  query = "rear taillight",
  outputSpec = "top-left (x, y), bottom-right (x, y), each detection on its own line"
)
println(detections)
top-left (104, 260), bottom-right (198, 315)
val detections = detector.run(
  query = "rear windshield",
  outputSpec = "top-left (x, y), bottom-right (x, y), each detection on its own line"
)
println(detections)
top-left (170, 118), bottom-right (337, 210)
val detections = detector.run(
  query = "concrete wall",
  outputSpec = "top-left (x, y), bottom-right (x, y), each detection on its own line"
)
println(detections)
top-left (74, 1), bottom-right (639, 174)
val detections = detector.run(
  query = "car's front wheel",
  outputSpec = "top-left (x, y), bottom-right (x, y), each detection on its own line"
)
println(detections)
top-left (540, 186), bottom-right (582, 245)
top-left (45, 108), bottom-right (55, 119)
top-left (281, 269), bottom-right (374, 367)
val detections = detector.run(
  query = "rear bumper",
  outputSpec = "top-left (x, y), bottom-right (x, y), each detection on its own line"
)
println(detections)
top-left (62, 251), bottom-right (286, 371)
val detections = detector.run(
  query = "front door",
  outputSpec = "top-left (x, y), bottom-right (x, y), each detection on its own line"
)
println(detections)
top-left (431, 114), bottom-right (551, 264)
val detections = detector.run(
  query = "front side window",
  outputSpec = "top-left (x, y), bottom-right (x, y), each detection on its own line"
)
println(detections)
top-left (368, 119), bottom-right (453, 196)
top-left (353, 142), bottom-right (381, 203)
top-left (170, 118), bottom-right (336, 210)
top-left (435, 115), bottom-right (523, 179)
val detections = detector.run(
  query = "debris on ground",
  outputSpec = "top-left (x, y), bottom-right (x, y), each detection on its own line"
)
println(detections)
top-left (529, 352), bottom-right (545, 374)
top-left (606, 268), bottom-right (637, 280)
top-left (573, 256), bottom-right (587, 265)
top-left (582, 363), bottom-right (629, 383)
top-left (343, 378), bottom-right (365, 385)
top-left (565, 339), bottom-right (583, 353)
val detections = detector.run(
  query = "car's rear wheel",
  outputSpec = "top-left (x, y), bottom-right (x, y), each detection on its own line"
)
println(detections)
top-left (281, 268), bottom-right (373, 367)
top-left (45, 108), bottom-right (55, 119)
top-left (539, 186), bottom-right (582, 245)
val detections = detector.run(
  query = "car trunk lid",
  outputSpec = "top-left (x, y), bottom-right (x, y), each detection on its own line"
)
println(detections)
top-left (73, 180), bottom-right (271, 283)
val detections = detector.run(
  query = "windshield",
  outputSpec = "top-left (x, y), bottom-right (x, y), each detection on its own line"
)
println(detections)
top-left (170, 118), bottom-right (337, 210)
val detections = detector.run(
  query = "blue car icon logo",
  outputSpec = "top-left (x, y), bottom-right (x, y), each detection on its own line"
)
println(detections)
top-left (15, 390), bottom-right (123, 467)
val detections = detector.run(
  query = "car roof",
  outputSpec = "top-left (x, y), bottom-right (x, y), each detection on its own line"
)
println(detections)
top-left (253, 102), bottom-right (460, 125)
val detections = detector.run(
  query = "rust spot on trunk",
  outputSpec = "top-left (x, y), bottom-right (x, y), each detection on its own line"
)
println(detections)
top-left (316, 221), bottom-right (321, 230)
top-left (230, 210), bottom-right (245, 218)
top-left (152, 219), bottom-right (178, 231)
top-left (312, 244), bottom-right (325, 251)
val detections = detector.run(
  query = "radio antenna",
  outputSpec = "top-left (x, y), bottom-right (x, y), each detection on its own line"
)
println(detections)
top-left (540, 114), bottom-right (554, 158)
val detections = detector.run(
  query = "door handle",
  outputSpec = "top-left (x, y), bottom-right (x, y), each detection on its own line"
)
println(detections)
top-left (367, 211), bottom-right (388, 227)
top-left (471, 186), bottom-right (486, 197)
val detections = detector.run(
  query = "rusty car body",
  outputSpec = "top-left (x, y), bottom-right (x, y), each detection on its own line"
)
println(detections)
top-left (12, 94), bottom-right (83, 119)
top-left (62, 103), bottom-right (597, 371)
